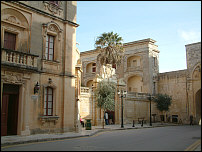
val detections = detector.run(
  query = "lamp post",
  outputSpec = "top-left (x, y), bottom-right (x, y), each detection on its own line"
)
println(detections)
top-left (148, 93), bottom-right (154, 126)
top-left (118, 89), bottom-right (127, 128)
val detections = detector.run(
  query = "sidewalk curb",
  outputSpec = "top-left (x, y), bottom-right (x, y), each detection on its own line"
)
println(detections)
top-left (0, 124), bottom-right (182, 147)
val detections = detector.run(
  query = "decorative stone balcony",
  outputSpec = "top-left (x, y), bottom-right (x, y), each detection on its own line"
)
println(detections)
top-left (126, 66), bottom-right (143, 72)
top-left (84, 72), bottom-right (96, 78)
top-left (1, 48), bottom-right (39, 71)
top-left (126, 92), bottom-right (150, 101)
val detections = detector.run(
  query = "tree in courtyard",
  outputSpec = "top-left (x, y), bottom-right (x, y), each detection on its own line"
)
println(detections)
top-left (94, 81), bottom-right (116, 128)
top-left (94, 32), bottom-right (124, 128)
top-left (95, 31), bottom-right (124, 67)
top-left (153, 94), bottom-right (172, 122)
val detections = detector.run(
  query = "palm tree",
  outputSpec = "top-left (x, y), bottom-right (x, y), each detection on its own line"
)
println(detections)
top-left (95, 31), bottom-right (124, 66)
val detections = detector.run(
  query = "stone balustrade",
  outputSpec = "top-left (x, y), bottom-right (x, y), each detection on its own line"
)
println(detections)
top-left (126, 66), bottom-right (143, 72)
top-left (1, 48), bottom-right (39, 71)
top-left (127, 92), bottom-right (150, 100)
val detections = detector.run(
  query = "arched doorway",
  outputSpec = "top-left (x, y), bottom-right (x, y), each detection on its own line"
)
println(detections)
top-left (195, 89), bottom-right (201, 124)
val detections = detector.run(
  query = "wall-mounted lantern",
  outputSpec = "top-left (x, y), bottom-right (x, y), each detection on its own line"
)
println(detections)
top-left (34, 82), bottom-right (40, 94)
top-left (48, 78), bottom-right (52, 84)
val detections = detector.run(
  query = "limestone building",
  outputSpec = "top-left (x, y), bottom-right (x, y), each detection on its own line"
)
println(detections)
top-left (79, 39), bottom-right (201, 126)
top-left (80, 38), bottom-right (160, 125)
top-left (1, 1), bottom-right (81, 136)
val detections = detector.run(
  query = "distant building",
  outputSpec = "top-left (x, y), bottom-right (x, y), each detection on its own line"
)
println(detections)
top-left (79, 39), bottom-right (201, 125)
top-left (1, 1), bottom-right (81, 136)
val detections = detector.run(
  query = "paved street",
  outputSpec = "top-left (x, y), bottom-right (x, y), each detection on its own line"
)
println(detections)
top-left (1, 125), bottom-right (201, 151)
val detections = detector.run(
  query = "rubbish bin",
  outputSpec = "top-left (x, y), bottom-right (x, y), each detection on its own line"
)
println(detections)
top-left (85, 119), bottom-right (91, 130)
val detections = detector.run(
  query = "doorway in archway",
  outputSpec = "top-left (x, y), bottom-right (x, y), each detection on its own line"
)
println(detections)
top-left (106, 110), bottom-right (115, 125)
top-left (195, 89), bottom-right (201, 124)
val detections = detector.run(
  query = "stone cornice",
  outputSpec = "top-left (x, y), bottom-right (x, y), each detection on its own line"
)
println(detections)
top-left (123, 38), bottom-right (157, 47)
top-left (185, 42), bottom-right (201, 47)
top-left (81, 38), bottom-right (158, 56)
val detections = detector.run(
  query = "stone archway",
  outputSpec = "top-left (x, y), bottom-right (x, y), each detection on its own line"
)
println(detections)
top-left (195, 89), bottom-right (201, 124)
top-left (86, 80), bottom-right (93, 88)
top-left (127, 75), bottom-right (143, 93)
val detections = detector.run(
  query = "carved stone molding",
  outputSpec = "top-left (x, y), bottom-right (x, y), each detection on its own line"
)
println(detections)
top-left (48, 24), bottom-right (57, 32)
top-left (43, 1), bottom-right (63, 16)
top-left (6, 16), bottom-right (21, 25)
top-left (1, 71), bottom-right (26, 85)
top-left (39, 116), bottom-right (59, 125)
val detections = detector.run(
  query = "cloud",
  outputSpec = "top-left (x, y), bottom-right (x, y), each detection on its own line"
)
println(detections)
top-left (178, 30), bottom-right (201, 43)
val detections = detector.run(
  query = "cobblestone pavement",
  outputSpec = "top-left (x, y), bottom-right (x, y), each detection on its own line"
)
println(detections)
top-left (1, 123), bottom-right (201, 151)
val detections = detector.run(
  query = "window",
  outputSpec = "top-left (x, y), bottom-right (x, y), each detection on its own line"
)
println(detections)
top-left (153, 82), bottom-right (156, 94)
top-left (92, 63), bottom-right (96, 73)
top-left (132, 60), bottom-right (137, 67)
top-left (45, 35), bottom-right (54, 60)
top-left (153, 57), bottom-right (157, 66)
top-left (127, 60), bottom-right (131, 67)
top-left (44, 87), bottom-right (53, 116)
top-left (4, 32), bottom-right (16, 50)
top-left (133, 88), bottom-right (137, 92)
top-left (112, 64), bottom-right (116, 69)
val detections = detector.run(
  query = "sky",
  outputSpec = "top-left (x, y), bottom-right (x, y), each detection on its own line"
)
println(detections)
top-left (76, 1), bottom-right (201, 73)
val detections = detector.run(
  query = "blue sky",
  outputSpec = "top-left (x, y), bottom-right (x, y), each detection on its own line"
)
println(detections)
top-left (76, 1), bottom-right (201, 73)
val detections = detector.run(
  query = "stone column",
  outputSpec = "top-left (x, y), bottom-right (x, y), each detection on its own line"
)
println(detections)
top-left (21, 81), bottom-right (30, 136)
top-left (1, 81), bottom-right (3, 110)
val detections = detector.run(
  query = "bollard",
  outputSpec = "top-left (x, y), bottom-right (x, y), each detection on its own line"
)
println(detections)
top-left (141, 120), bottom-right (143, 127)
top-left (132, 120), bottom-right (135, 127)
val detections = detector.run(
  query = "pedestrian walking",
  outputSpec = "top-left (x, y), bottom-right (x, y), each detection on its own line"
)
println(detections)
top-left (190, 115), bottom-right (193, 125)
top-left (80, 116), bottom-right (84, 127)
top-left (105, 112), bottom-right (109, 125)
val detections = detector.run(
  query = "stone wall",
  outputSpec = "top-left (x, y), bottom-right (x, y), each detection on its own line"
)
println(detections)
top-left (157, 70), bottom-right (188, 123)
top-left (79, 87), bottom-right (93, 120)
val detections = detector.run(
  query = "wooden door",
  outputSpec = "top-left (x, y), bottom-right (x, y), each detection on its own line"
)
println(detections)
top-left (7, 94), bottom-right (19, 135)
top-left (1, 94), bottom-right (9, 136)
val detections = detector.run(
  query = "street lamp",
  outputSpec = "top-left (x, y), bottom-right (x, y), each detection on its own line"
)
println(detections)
top-left (118, 89), bottom-right (127, 128)
top-left (148, 93), bottom-right (155, 126)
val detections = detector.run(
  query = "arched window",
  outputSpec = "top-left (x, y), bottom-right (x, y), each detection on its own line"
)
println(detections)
top-left (42, 22), bottom-right (62, 62)
top-left (44, 87), bottom-right (53, 116)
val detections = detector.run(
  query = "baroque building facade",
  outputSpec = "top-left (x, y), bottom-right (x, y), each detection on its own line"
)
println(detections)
top-left (79, 39), bottom-right (201, 126)
top-left (1, 1), bottom-right (81, 136)
top-left (1, 1), bottom-right (201, 138)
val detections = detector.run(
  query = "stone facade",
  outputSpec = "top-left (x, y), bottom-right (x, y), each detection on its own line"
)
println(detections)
top-left (80, 39), bottom-right (201, 125)
top-left (80, 38), bottom-right (160, 125)
top-left (1, 1), bottom-right (80, 136)
top-left (1, 1), bottom-right (200, 138)
top-left (185, 42), bottom-right (201, 124)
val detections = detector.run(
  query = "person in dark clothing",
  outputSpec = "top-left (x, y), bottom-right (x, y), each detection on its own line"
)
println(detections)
top-left (190, 115), bottom-right (193, 125)
top-left (80, 116), bottom-right (84, 127)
